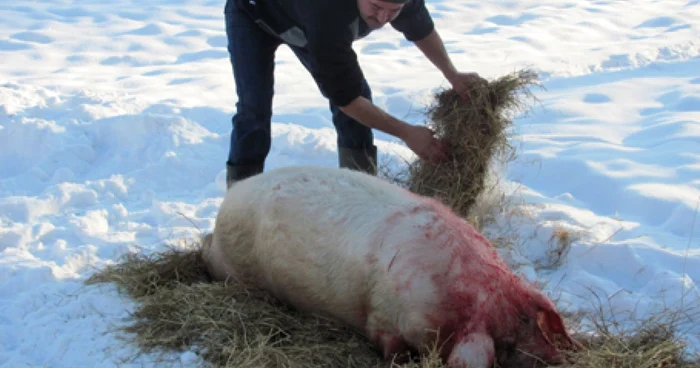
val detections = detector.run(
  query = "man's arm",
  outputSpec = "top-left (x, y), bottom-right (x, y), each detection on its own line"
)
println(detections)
top-left (412, 28), bottom-right (488, 99)
top-left (412, 28), bottom-right (458, 82)
top-left (339, 96), bottom-right (448, 163)
top-left (389, 0), bottom-right (483, 90)
top-left (339, 96), bottom-right (411, 139)
top-left (297, 1), bottom-right (448, 163)
top-left (389, 0), bottom-right (454, 79)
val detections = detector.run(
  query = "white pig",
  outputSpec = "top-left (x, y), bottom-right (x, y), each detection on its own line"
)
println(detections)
top-left (201, 165), bottom-right (579, 367)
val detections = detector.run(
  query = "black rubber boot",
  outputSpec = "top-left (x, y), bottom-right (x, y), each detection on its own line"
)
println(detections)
top-left (226, 162), bottom-right (264, 189)
top-left (338, 145), bottom-right (378, 176)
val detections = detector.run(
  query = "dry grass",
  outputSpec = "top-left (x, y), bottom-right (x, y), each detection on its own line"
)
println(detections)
top-left (540, 226), bottom-right (578, 270)
top-left (86, 242), bottom-right (386, 368)
top-left (571, 325), bottom-right (695, 368)
top-left (564, 290), bottom-right (700, 368)
top-left (381, 69), bottom-right (540, 220)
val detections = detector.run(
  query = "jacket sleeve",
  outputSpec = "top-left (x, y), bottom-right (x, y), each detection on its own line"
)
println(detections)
top-left (391, 0), bottom-right (435, 41)
top-left (298, 4), bottom-right (366, 108)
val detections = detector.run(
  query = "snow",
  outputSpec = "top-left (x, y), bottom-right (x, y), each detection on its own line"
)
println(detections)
top-left (1, 0), bottom-right (699, 366)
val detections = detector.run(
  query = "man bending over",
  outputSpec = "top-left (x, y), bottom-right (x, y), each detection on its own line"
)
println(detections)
top-left (223, 0), bottom-right (485, 187)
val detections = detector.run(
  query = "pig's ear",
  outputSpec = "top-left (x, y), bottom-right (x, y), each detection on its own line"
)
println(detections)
top-left (536, 308), bottom-right (581, 351)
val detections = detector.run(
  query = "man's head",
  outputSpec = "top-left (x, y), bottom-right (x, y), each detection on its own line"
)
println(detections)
top-left (357, 0), bottom-right (408, 29)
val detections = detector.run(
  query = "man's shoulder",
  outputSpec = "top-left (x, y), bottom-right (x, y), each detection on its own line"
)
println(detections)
top-left (390, 0), bottom-right (434, 41)
top-left (393, 0), bottom-right (430, 21)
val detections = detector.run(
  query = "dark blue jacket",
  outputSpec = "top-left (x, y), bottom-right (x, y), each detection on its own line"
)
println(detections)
top-left (232, 0), bottom-right (435, 107)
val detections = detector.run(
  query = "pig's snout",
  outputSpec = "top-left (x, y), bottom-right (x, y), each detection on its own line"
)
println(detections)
top-left (446, 331), bottom-right (495, 368)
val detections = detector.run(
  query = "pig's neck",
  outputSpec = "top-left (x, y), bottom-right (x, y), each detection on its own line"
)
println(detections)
top-left (410, 196), bottom-right (541, 339)
top-left (440, 223), bottom-right (538, 342)
top-left (458, 258), bottom-right (541, 343)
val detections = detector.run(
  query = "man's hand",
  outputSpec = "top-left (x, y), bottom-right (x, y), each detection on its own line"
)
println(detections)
top-left (446, 71), bottom-right (488, 101)
top-left (400, 125), bottom-right (449, 164)
top-left (339, 96), bottom-right (449, 164)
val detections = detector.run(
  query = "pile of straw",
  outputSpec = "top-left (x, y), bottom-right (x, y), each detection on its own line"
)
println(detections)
top-left (389, 69), bottom-right (539, 220)
top-left (86, 245), bottom-right (387, 367)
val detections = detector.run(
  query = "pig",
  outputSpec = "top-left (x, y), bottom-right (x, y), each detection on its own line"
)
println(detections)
top-left (201, 165), bottom-right (580, 367)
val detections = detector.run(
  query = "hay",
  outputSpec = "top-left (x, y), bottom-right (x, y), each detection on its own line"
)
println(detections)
top-left (564, 303), bottom-right (700, 368)
top-left (86, 244), bottom-right (212, 298)
top-left (87, 242), bottom-right (441, 367)
top-left (570, 326), bottom-right (695, 368)
top-left (385, 69), bottom-right (539, 220)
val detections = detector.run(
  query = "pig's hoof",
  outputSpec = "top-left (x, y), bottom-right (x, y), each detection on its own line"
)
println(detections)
top-left (376, 332), bottom-right (410, 363)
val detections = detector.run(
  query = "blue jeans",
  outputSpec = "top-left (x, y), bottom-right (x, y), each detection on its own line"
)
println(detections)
top-left (224, 0), bottom-right (374, 168)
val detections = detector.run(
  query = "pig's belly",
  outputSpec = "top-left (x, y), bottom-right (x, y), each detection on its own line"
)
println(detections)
top-left (245, 170), bottom-right (450, 332)
top-left (251, 205), bottom-right (381, 330)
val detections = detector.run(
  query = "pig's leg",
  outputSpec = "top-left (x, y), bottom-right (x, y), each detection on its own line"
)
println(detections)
top-left (377, 331), bottom-right (411, 363)
top-left (366, 314), bottom-right (411, 363)
top-left (446, 331), bottom-right (495, 368)
top-left (200, 225), bottom-right (254, 283)
top-left (400, 311), bottom-right (443, 356)
top-left (200, 233), bottom-right (230, 281)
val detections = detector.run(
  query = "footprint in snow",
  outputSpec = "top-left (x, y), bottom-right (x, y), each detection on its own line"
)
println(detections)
top-left (10, 31), bottom-right (53, 44)
top-left (583, 93), bottom-right (611, 104)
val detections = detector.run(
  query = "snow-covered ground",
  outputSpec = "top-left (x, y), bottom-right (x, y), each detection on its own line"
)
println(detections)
top-left (1, 0), bottom-right (698, 366)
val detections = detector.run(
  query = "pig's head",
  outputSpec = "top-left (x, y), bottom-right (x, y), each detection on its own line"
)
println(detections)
top-left (495, 289), bottom-right (581, 367)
